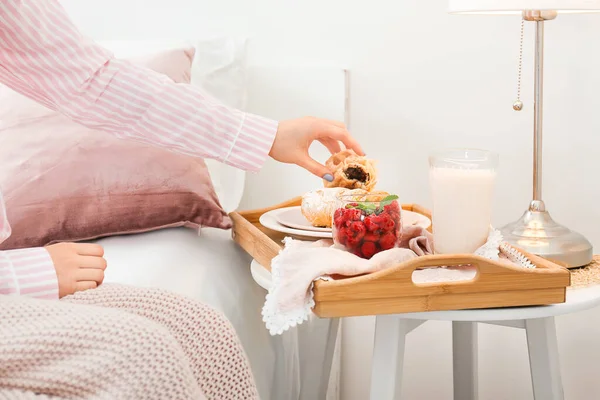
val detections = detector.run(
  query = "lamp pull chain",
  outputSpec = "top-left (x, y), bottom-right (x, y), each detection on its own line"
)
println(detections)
top-left (513, 19), bottom-right (525, 111)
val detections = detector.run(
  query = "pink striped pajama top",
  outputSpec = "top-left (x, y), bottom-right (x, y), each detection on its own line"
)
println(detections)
top-left (0, 0), bottom-right (278, 300)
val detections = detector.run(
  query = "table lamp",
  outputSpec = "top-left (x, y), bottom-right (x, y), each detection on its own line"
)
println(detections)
top-left (448, 0), bottom-right (600, 267)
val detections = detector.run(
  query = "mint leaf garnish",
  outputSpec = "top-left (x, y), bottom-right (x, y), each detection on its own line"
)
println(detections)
top-left (380, 195), bottom-right (399, 207)
top-left (344, 194), bottom-right (399, 215)
top-left (356, 203), bottom-right (377, 214)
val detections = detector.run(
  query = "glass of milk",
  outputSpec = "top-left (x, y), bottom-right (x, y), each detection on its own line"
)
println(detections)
top-left (429, 149), bottom-right (498, 254)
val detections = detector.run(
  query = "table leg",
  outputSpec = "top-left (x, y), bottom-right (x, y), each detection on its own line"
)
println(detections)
top-left (525, 317), bottom-right (564, 400)
top-left (370, 315), bottom-right (408, 400)
top-left (452, 321), bottom-right (478, 400)
top-left (271, 331), bottom-right (301, 400)
top-left (298, 316), bottom-right (340, 400)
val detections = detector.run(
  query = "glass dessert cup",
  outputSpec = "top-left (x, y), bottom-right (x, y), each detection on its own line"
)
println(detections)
top-left (332, 193), bottom-right (402, 259)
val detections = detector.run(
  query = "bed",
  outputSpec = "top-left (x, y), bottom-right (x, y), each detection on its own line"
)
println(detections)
top-left (98, 226), bottom-right (280, 397)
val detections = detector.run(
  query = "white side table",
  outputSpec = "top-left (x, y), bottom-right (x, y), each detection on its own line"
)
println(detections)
top-left (369, 285), bottom-right (600, 400)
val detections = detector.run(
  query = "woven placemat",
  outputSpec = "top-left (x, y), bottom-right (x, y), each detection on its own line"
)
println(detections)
top-left (570, 256), bottom-right (600, 288)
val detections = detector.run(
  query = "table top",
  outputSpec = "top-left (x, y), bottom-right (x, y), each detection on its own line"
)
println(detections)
top-left (392, 284), bottom-right (600, 321)
top-left (250, 260), bottom-right (600, 321)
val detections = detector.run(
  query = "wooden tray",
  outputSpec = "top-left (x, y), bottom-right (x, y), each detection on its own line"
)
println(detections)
top-left (230, 197), bottom-right (571, 318)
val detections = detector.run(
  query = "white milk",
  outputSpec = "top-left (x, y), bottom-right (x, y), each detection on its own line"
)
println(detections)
top-left (429, 167), bottom-right (496, 254)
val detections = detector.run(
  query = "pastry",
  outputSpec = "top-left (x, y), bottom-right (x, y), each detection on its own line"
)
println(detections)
top-left (301, 188), bottom-right (367, 228)
top-left (323, 149), bottom-right (377, 191)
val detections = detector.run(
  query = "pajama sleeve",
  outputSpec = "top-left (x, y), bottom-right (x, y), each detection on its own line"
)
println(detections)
top-left (0, 192), bottom-right (58, 300)
top-left (0, 0), bottom-right (278, 172)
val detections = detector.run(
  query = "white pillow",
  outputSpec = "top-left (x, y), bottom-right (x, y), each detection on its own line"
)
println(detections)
top-left (190, 38), bottom-right (248, 213)
top-left (97, 38), bottom-right (248, 213)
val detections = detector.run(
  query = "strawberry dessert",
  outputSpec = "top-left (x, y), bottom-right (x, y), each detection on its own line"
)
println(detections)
top-left (332, 195), bottom-right (402, 259)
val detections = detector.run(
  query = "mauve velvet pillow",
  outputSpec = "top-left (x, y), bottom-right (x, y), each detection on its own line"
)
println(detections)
top-left (0, 47), bottom-right (232, 250)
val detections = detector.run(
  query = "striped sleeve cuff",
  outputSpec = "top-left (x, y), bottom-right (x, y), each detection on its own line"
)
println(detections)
top-left (225, 112), bottom-right (278, 172)
top-left (0, 248), bottom-right (58, 300)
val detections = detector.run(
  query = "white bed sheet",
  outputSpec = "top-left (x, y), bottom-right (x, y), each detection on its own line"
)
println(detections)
top-left (93, 227), bottom-right (289, 399)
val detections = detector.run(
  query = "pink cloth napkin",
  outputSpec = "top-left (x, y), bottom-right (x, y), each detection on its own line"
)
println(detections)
top-left (400, 225), bottom-right (434, 256)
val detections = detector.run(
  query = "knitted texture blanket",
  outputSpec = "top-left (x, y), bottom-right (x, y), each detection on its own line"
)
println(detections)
top-left (0, 284), bottom-right (258, 400)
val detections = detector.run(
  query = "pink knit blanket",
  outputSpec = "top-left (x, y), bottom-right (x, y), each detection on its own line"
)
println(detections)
top-left (0, 284), bottom-right (258, 400)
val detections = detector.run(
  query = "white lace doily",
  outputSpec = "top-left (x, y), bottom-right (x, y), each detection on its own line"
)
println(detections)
top-left (261, 237), bottom-right (320, 335)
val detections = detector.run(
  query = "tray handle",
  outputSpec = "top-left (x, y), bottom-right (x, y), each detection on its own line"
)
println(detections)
top-left (379, 253), bottom-right (562, 290)
top-left (397, 254), bottom-right (496, 288)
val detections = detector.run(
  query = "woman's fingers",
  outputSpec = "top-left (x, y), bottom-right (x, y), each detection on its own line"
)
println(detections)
top-left (323, 119), bottom-right (347, 128)
top-left (302, 121), bottom-right (364, 178)
top-left (78, 255), bottom-right (107, 270)
top-left (76, 268), bottom-right (105, 284)
top-left (319, 138), bottom-right (342, 155)
top-left (297, 155), bottom-right (333, 181)
top-left (76, 253), bottom-right (107, 284)
top-left (75, 281), bottom-right (98, 292)
top-left (270, 117), bottom-right (365, 179)
top-left (317, 124), bottom-right (364, 156)
top-left (74, 243), bottom-right (104, 257)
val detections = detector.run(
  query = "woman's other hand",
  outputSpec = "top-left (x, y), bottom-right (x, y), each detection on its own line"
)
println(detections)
top-left (269, 117), bottom-right (364, 181)
top-left (46, 243), bottom-right (107, 298)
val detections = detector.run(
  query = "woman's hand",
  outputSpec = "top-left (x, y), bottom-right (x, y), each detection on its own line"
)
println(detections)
top-left (269, 117), bottom-right (365, 181)
top-left (46, 243), bottom-right (107, 298)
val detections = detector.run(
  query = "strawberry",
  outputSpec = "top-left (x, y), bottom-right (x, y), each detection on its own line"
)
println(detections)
top-left (379, 232), bottom-right (397, 250)
top-left (336, 227), bottom-right (349, 245)
top-left (364, 217), bottom-right (379, 232)
top-left (370, 214), bottom-right (385, 227)
top-left (384, 201), bottom-right (400, 214)
top-left (387, 207), bottom-right (401, 218)
top-left (379, 214), bottom-right (396, 232)
top-left (333, 208), bottom-right (345, 222)
top-left (346, 235), bottom-right (362, 248)
top-left (361, 241), bottom-right (377, 259)
top-left (349, 221), bottom-right (366, 241)
top-left (343, 209), bottom-right (363, 222)
top-left (363, 232), bottom-right (380, 242)
top-left (334, 216), bottom-right (345, 229)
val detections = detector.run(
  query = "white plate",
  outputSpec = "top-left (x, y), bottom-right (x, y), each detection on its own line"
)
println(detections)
top-left (260, 207), bottom-right (431, 239)
top-left (275, 206), bottom-right (332, 232)
top-left (260, 208), bottom-right (332, 239)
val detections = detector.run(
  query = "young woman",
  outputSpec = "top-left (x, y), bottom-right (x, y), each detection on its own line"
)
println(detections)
top-left (0, 1), bottom-right (364, 399)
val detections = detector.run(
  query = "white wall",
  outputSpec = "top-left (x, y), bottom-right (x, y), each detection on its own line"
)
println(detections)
top-left (60, 1), bottom-right (600, 399)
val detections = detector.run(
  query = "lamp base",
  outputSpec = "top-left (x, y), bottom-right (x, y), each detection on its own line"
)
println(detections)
top-left (500, 200), bottom-right (593, 268)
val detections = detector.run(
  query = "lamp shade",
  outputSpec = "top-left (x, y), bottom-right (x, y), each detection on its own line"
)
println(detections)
top-left (449, 0), bottom-right (600, 14)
